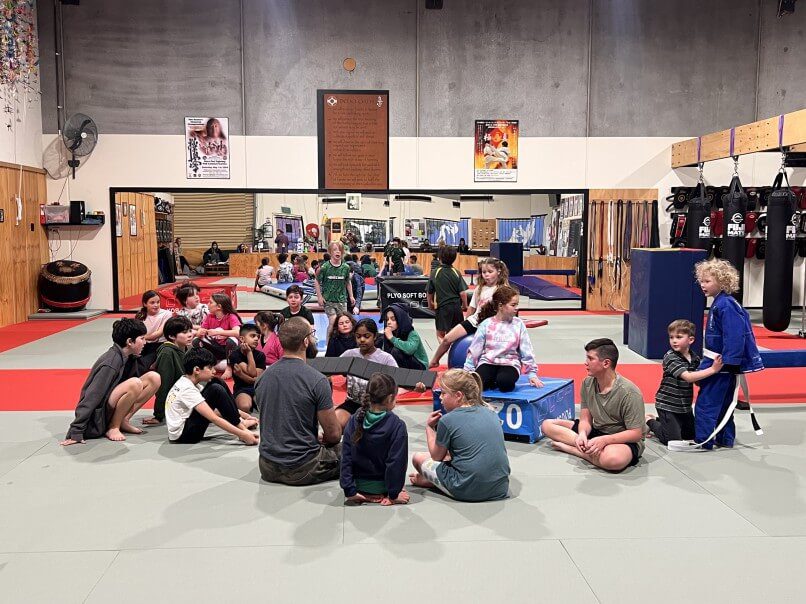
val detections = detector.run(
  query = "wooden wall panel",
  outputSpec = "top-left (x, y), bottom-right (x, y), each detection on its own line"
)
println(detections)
top-left (0, 164), bottom-right (49, 327)
top-left (115, 192), bottom-right (158, 305)
top-left (585, 189), bottom-right (658, 312)
top-left (523, 255), bottom-right (579, 286)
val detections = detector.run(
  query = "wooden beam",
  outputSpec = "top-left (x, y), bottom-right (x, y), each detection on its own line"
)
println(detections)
top-left (671, 107), bottom-right (806, 168)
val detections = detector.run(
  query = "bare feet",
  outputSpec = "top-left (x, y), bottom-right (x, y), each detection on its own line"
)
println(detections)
top-left (120, 421), bottom-right (143, 435)
top-left (550, 440), bottom-right (576, 454)
top-left (428, 359), bottom-right (440, 369)
top-left (60, 438), bottom-right (84, 447)
top-left (242, 417), bottom-right (258, 430)
top-left (408, 472), bottom-right (433, 488)
top-left (142, 417), bottom-right (162, 426)
top-left (105, 428), bottom-right (126, 442)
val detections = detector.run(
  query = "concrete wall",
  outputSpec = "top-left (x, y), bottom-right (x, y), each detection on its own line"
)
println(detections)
top-left (38, 0), bottom-right (806, 137)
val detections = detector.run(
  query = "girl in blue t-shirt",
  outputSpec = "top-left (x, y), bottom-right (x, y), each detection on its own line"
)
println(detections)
top-left (410, 368), bottom-right (510, 502)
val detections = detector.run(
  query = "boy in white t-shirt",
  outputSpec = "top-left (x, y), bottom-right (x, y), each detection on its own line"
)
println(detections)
top-left (165, 348), bottom-right (258, 445)
top-left (254, 257), bottom-right (276, 293)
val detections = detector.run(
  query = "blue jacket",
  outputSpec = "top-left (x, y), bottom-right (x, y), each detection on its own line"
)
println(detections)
top-left (699, 292), bottom-right (764, 374)
top-left (340, 412), bottom-right (408, 499)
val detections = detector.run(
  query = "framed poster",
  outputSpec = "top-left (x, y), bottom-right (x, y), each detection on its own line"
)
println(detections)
top-left (317, 90), bottom-right (389, 190)
top-left (346, 192), bottom-right (361, 211)
top-left (185, 117), bottom-right (230, 179)
top-left (474, 119), bottom-right (519, 182)
top-left (129, 204), bottom-right (137, 236)
top-left (115, 203), bottom-right (122, 237)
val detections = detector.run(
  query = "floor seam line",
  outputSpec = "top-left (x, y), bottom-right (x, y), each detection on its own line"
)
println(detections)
top-left (560, 539), bottom-right (602, 603)
top-left (82, 549), bottom-right (120, 604)
top-left (0, 441), bottom-right (50, 479)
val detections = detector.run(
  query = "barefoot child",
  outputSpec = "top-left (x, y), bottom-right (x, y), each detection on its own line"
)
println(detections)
top-left (254, 311), bottom-right (284, 366)
top-left (228, 324), bottom-right (267, 413)
top-left (62, 319), bottom-right (161, 445)
top-left (166, 348), bottom-right (258, 445)
top-left (645, 319), bottom-right (723, 445)
top-left (143, 315), bottom-right (193, 426)
top-left (315, 241), bottom-right (355, 335)
top-left (410, 368), bottom-right (510, 502)
top-left (426, 246), bottom-right (468, 341)
top-left (193, 292), bottom-right (242, 380)
top-left (325, 312), bottom-right (357, 358)
top-left (463, 285), bottom-right (543, 392)
top-left (341, 373), bottom-right (410, 506)
top-left (254, 257), bottom-right (275, 292)
top-left (430, 257), bottom-right (509, 367)
top-left (541, 338), bottom-right (645, 472)
top-left (692, 258), bottom-right (763, 449)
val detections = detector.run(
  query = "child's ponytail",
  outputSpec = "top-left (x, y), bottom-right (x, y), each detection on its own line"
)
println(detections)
top-left (352, 372), bottom-right (397, 443)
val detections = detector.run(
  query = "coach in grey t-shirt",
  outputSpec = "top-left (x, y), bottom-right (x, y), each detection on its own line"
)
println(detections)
top-left (256, 318), bottom-right (342, 485)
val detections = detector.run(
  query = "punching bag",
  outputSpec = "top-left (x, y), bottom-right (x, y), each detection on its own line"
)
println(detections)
top-left (686, 182), bottom-right (712, 250)
top-left (722, 175), bottom-right (747, 302)
top-left (762, 172), bottom-right (797, 332)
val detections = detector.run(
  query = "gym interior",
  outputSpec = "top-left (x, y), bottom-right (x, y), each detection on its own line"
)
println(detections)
top-left (1, 1), bottom-right (806, 602)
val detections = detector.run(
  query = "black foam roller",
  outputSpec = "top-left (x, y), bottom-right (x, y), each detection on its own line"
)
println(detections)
top-left (685, 183), bottom-right (711, 250)
top-left (722, 175), bottom-right (747, 302)
top-left (762, 173), bottom-right (797, 332)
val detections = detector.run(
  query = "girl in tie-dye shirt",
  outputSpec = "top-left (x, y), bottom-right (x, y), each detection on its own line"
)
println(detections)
top-left (463, 286), bottom-right (543, 392)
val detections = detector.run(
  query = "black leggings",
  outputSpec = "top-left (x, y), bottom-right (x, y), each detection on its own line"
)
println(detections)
top-left (389, 346), bottom-right (426, 370)
top-left (475, 364), bottom-right (519, 392)
top-left (192, 337), bottom-right (238, 363)
top-left (647, 409), bottom-right (695, 446)
top-left (175, 379), bottom-right (241, 444)
top-left (179, 255), bottom-right (191, 271)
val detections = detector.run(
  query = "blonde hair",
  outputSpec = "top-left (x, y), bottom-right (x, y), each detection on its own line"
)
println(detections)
top-left (695, 258), bottom-right (739, 294)
top-left (328, 240), bottom-right (344, 253)
top-left (440, 369), bottom-right (486, 407)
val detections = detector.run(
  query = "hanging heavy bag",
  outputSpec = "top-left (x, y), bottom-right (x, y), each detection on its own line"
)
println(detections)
top-left (723, 174), bottom-right (748, 301)
top-left (762, 171), bottom-right (797, 332)
top-left (686, 182), bottom-right (711, 250)
top-left (745, 238), bottom-right (757, 259)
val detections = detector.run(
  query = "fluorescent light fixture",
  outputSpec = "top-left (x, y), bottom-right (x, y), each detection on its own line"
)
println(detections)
top-left (459, 195), bottom-right (494, 202)
top-left (394, 195), bottom-right (432, 202)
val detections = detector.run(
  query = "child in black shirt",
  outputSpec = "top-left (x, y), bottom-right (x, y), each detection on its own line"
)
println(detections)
top-left (228, 324), bottom-right (267, 413)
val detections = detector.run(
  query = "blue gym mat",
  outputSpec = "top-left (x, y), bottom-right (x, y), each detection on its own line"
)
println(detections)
top-left (510, 275), bottom-right (581, 301)
top-left (263, 281), bottom-right (377, 301)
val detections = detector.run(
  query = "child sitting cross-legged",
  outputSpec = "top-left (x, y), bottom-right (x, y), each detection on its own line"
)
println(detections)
top-left (410, 368), bottom-right (511, 502)
top-left (143, 315), bottom-right (193, 426)
top-left (228, 324), bottom-right (267, 413)
top-left (193, 292), bottom-right (242, 380)
top-left (166, 348), bottom-right (258, 445)
top-left (341, 372), bottom-right (410, 506)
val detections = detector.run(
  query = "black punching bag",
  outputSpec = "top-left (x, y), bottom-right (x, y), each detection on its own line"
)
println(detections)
top-left (722, 175), bottom-right (747, 302)
top-left (762, 172), bottom-right (797, 332)
top-left (686, 182), bottom-right (711, 250)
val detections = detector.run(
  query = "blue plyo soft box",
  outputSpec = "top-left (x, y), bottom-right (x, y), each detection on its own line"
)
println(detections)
top-left (434, 376), bottom-right (575, 443)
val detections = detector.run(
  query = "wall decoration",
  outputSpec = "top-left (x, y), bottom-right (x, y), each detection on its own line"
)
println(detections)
top-left (474, 120), bottom-right (519, 182)
top-left (318, 90), bottom-right (389, 190)
top-left (346, 192), bottom-right (362, 211)
top-left (498, 218), bottom-right (536, 246)
top-left (185, 117), bottom-right (230, 179)
top-left (115, 203), bottom-right (122, 237)
top-left (425, 218), bottom-right (461, 246)
top-left (129, 204), bottom-right (137, 236)
top-left (0, 1), bottom-right (39, 131)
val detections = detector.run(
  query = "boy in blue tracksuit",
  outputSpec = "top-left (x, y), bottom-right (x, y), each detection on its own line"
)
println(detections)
top-left (694, 259), bottom-right (763, 449)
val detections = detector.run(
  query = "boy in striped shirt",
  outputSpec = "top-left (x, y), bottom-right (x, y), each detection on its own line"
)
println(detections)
top-left (646, 320), bottom-right (722, 445)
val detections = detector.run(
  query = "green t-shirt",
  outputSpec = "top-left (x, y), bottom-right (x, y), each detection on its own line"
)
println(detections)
top-left (580, 375), bottom-right (646, 456)
top-left (388, 247), bottom-right (405, 273)
top-left (316, 261), bottom-right (351, 303)
top-left (427, 264), bottom-right (467, 308)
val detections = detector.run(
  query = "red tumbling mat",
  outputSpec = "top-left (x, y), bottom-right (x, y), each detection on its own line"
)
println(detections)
top-left (0, 320), bottom-right (85, 353)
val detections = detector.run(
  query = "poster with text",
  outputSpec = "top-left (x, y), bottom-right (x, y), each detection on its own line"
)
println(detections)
top-left (185, 117), bottom-right (230, 179)
top-left (474, 120), bottom-right (518, 182)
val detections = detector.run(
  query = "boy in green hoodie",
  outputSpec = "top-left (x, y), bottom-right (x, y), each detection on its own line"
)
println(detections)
top-left (144, 316), bottom-right (193, 425)
top-left (380, 304), bottom-right (429, 370)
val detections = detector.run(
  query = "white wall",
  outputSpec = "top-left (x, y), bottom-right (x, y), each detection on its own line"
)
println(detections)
top-left (44, 133), bottom-right (805, 310)
top-left (0, 85), bottom-right (43, 168)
